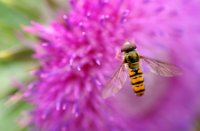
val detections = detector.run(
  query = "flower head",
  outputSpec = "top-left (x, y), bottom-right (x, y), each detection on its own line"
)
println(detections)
top-left (23, 0), bottom-right (200, 130)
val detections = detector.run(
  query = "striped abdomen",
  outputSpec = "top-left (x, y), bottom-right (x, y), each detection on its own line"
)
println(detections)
top-left (128, 67), bottom-right (145, 96)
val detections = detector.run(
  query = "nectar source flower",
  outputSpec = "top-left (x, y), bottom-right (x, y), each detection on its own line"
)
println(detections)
top-left (22, 0), bottom-right (200, 131)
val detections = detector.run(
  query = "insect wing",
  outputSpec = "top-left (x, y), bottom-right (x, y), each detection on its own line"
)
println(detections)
top-left (140, 55), bottom-right (182, 77)
top-left (102, 63), bottom-right (128, 99)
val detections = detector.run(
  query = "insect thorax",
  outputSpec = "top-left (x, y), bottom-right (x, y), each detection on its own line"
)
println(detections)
top-left (124, 51), bottom-right (140, 69)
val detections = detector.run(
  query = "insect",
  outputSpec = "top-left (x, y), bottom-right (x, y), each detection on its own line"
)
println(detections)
top-left (102, 41), bottom-right (182, 98)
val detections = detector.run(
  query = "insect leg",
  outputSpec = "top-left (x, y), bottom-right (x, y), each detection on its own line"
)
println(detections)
top-left (115, 50), bottom-right (123, 61)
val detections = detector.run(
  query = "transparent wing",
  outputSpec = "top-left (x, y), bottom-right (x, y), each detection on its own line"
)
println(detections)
top-left (102, 63), bottom-right (128, 99)
top-left (140, 55), bottom-right (182, 77)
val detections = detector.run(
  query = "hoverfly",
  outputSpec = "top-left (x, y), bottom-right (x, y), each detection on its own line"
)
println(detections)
top-left (102, 41), bottom-right (182, 98)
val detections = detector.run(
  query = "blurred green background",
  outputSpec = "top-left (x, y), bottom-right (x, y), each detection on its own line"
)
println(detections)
top-left (0, 0), bottom-right (66, 130)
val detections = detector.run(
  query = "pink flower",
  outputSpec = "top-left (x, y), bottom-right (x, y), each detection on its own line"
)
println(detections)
top-left (23, 0), bottom-right (200, 130)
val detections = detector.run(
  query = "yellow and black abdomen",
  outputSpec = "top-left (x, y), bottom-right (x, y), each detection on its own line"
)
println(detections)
top-left (128, 67), bottom-right (145, 96)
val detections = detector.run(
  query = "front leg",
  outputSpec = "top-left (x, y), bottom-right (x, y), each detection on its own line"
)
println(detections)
top-left (115, 50), bottom-right (128, 64)
top-left (115, 50), bottom-right (122, 61)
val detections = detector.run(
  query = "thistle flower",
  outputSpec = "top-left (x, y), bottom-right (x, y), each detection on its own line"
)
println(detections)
top-left (22, 0), bottom-right (200, 130)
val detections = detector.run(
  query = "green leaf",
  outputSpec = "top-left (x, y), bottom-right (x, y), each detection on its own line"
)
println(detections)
top-left (0, 57), bottom-right (36, 130)
top-left (0, 2), bottom-right (29, 50)
top-left (0, 99), bottom-right (31, 131)
top-left (0, 0), bottom-right (42, 20)
top-left (0, 60), bottom-right (36, 97)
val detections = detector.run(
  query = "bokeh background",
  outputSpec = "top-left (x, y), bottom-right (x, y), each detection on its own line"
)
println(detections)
top-left (0, 0), bottom-right (66, 130)
top-left (1, 0), bottom-right (200, 131)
